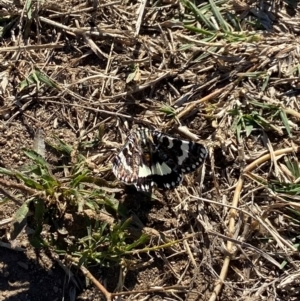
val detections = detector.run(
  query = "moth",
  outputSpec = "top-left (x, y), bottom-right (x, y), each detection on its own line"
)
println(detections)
top-left (112, 127), bottom-right (207, 192)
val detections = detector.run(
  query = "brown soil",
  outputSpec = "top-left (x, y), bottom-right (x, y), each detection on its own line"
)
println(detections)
top-left (1, 0), bottom-right (300, 301)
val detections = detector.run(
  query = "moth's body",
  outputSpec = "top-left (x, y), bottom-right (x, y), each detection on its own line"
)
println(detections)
top-left (113, 127), bottom-right (207, 192)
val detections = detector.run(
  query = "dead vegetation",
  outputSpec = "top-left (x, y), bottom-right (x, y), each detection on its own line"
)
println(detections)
top-left (1, 0), bottom-right (300, 300)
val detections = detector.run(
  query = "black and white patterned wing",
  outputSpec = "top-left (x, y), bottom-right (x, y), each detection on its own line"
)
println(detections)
top-left (134, 144), bottom-right (184, 191)
top-left (151, 130), bottom-right (207, 182)
top-left (112, 127), bottom-right (207, 192)
top-left (112, 132), bottom-right (141, 185)
top-left (132, 130), bottom-right (207, 191)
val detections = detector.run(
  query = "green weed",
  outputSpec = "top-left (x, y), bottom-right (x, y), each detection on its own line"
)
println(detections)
top-left (0, 139), bottom-right (150, 267)
top-left (229, 101), bottom-right (292, 142)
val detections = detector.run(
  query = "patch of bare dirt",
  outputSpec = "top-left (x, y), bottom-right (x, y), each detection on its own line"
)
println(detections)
top-left (1, 0), bottom-right (300, 300)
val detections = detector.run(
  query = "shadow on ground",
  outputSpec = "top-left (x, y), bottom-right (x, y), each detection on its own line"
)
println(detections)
top-left (0, 247), bottom-right (74, 301)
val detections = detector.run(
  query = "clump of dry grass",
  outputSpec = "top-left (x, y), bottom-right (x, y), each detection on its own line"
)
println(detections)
top-left (1, 0), bottom-right (300, 300)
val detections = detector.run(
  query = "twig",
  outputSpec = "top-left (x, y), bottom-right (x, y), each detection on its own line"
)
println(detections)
top-left (74, 19), bottom-right (109, 59)
top-left (206, 230), bottom-right (281, 268)
top-left (106, 71), bottom-right (172, 100)
top-left (183, 239), bottom-right (197, 268)
top-left (167, 86), bottom-right (228, 126)
top-left (111, 285), bottom-right (189, 297)
top-left (0, 186), bottom-right (23, 205)
top-left (176, 33), bottom-right (225, 47)
top-left (209, 146), bottom-right (298, 301)
top-left (47, 1), bottom-right (121, 17)
top-left (39, 16), bottom-right (125, 39)
top-left (43, 100), bottom-right (134, 120)
top-left (0, 43), bottom-right (64, 52)
top-left (80, 265), bottom-right (112, 301)
top-left (0, 179), bottom-right (38, 198)
top-left (135, 0), bottom-right (147, 37)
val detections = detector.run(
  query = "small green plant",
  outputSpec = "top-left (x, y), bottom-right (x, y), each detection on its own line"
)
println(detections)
top-left (180, 0), bottom-right (231, 31)
top-left (76, 217), bottom-right (149, 266)
top-left (19, 69), bottom-right (60, 91)
top-left (269, 157), bottom-right (300, 196)
top-left (180, 0), bottom-right (261, 38)
top-left (229, 101), bottom-right (292, 142)
top-left (126, 65), bottom-right (140, 84)
top-left (178, 0), bottom-right (260, 64)
top-left (0, 138), bottom-right (149, 267)
top-left (266, 157), bottom-right (300, 226)
top-left (159, 103), bottom-right (177, 118)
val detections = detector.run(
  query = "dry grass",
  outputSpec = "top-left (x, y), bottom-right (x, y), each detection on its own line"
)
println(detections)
top-left (1, 0), bottom-right (300, 300)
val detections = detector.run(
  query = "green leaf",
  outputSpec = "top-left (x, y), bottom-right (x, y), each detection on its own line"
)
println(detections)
top-left (249, 100), bottom-right (277, 110)
top-left (33, 70), bottom-right (60, 89)
top-left (181, 0), bottom-right (215, 29)
top-left (0, 196), bottom-right (10, 205)
top-left (9, 199), bottom-right (32, 240)
top-left (126, 234), bottom-right (149, 250)
top-left (104, 197), bottom-right (120, 212)
top-left (238, 71), bottom-right (268, 78)
top-left (19, 70), bottom-right (60, 91)
top-left (15, 173), bottom-right (44, 190)
top-left (184, 25), bottom-right (214, 36)
top-left (32, 69), bottom-right (40, 90)
top-left (261, 74), bottom-right (270, 91)
top-left (236, 121), bottom-right (242, 142)
top-left (280, 110), bottom-right (292, 137)
top-left (178, 43), bottom-right (194, 51)
top-left (71, 170), bottom-right (91, 187)
top-left (245, 123), bottom-right (253, 137)
top-left (270, 182), bottom-right (300, 195)
top-left (33, 199), bottom-right (45, 238)
top-left (30, 235), bottom-right (48, 248)
top-left (0, 167), bottom-right (15, 176)
top-left (41, 174), bottom-right (58, 188)
top-left (285, 158), bottom-right (300, 179)
top-left (47, 136), bottom-right (73, 155)
top-left (23, 149), bottom-right (48, 167)
top-left (119, 217), bottom-right (133, 231)
top-left (126, 66), bottom-right (140, 83)
top-left (25, 0), bottom-right (33, 20)
top-left (126, 71), bottom-right (137, 83)
top-left (19, 76), bottom-right (35, 91)
top-left (209, 0), bottom-right (230, 31)
top-left (159, 104), bottom-right (176, 118)
top-left (194, 46), bottom-right (219, 62)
